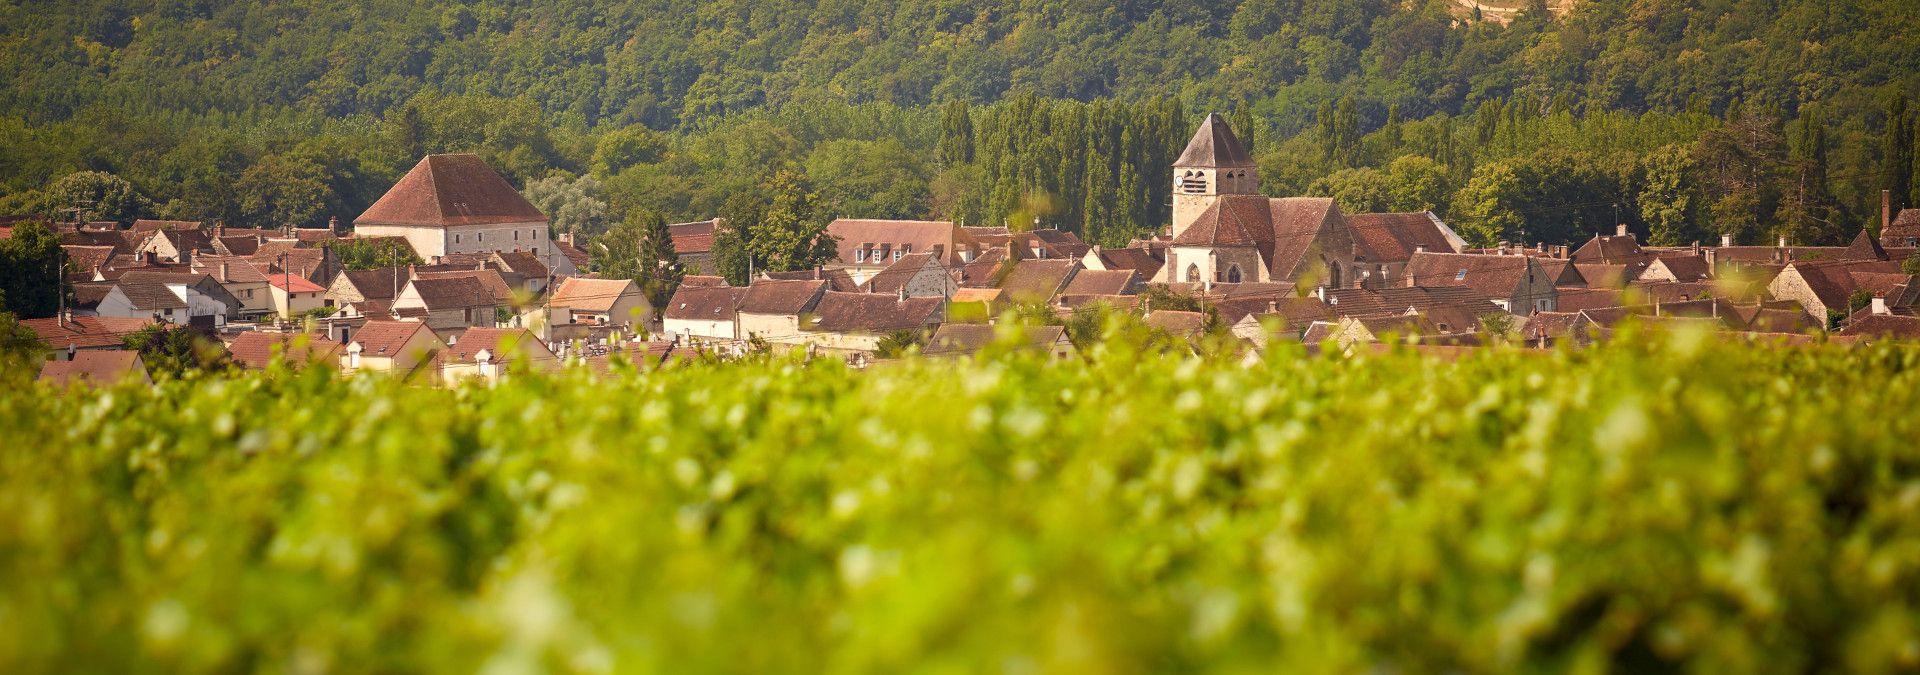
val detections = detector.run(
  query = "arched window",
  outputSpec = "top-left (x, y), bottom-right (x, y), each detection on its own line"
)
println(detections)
top-left (1328, 264), bottom-right (1342, 289)
top-left (1185, 264), bottom-right (1201, 283)
top-left (1225, 264), bottom-right (1242, 283)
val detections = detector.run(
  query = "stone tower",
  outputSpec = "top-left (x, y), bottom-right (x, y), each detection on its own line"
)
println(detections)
top-left (1170, 113), bottom-right (1258, 241)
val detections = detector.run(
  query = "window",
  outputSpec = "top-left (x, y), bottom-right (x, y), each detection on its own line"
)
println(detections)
top-left (855, 249), bottom-right (866, 263)
top-left (533, 248), bottom-right (540, 257)
top-left (1455, 270), bottom-right (1467, 281)
top-left (514, 231), bottom-right (520, 240)
top-left (455, 234), bottom-right (462, 244)
top-left (478, 233), bottom-right (484, 242)
top-left (1185, 264), bottom-right (1200, 283)
top-left (893, 249), bottom-right (903, 261)
top-left (902, 244), bottom-right (913, 254)
top-left (1225, 264), bottom-right (1242, 283)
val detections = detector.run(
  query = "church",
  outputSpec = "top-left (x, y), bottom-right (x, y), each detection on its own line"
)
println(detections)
top-left (1155, 114), bottom-right (1358, 289)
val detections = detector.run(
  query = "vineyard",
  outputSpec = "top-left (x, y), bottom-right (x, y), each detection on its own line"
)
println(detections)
top-left (3, 331), bottom-right (1919, 673)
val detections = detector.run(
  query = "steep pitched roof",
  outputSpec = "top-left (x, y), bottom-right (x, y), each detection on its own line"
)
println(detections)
top-left (355, 154), bottom-right (547, 228)
top-left (340, 268), bottom-right (408, 300)
top-left (1649, 254), bottom-right (1712, 281)
top-left (997, 259), bottom-right (1079, 304)
top-left (1837, 314), bottom-right (1920, 339)
top-left (553, 239), bottom-right (591, 268)
top-left (1404, 252), bottom-right (1541, 299)
top-left (413, 269), bottom-right (515, 305)
top-left (38, 351), bottom-right (147, 388)
top-left (739, 279), bottom-right (827, 315)
top-left (828, 219), bottom-right (970, 266)
top-left (443, 327), bottom-right (550, 365)
top-left (550, 277), bottom-right (639, 313)
top-left (1883, 209), bottom-right (1920, 247)
top-left (63, 245), bottom-right (117, 274)
top-left (1347, 212), bottom-right (1457, 263)
top-left (114, 281), bottom-right (189, 310)
top-left (227, 332), bottom-right (342, 369)
top-left (20, 315), bottom-right (156, 349)
top-left (864, 253), bottom-right (946, 294)
top-left (1844, 229), bottom-right (1890, 261)
top-left (808, 292), bottom-right (943, 333)
top-left (1171, 196), bottom-right (1340, 280)
top-left (1087, 246), bottom-right (1165, 279)
top-left (490, 250), bottom-right (550, 279)
top-left (406, 276), bottom-right (498, 309)
top-left (663, 285), bottom-right (748, 322)
top-left (350, 320), bottom-right (436, 357)
top-left (1174, 113), bottom-right (1256, 168)
top-left (1571, 233), bottom-right (1653, 266)
top-left (1061, 269), bottom-right (1138, 296)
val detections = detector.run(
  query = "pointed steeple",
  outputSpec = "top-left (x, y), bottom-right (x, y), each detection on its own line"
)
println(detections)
top-left (1844, 228), bottom-right (1890, 261)
top-left (1175, 113), bottom-right (1256, 168)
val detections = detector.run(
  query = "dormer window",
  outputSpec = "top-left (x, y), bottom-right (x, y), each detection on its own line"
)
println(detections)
top-left (855, 249), bottom-right (866, 263)
top-left (1455, 270), bottom-right (1467, 281)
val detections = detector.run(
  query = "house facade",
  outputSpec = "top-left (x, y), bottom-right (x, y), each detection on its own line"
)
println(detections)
top-left (353, 154), bottom-right (553, 263)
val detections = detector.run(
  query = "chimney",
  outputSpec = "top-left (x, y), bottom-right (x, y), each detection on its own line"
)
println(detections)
top-left (1885, 190), bottom-right (1893, 233)
top-left (813, 265), bottom-right (822, 280)
top-left (1267, 300), bottom-right (1278, 315)
top-left (1778, 235), bottom-right (1789, 249)
top-left (1315, 285), bottom-right (1327, 302)
top-left (1616, 224), bottom-right (1628, 237)
top-left (329, 215), bottom-right (341, 235)
top-left (897, 288), bottom-right (908, 302)
top-left (407, 264), bottom-right (417, 280)
top-left (215, 219), bottom-right (225, 238)
top-left (1872, 295), bottom-right (1889, 315)
top-left (219, 262), bottom-right (230, 281)
top-left (1414, 245), bottom-right (1427, 254)
top-left (1721, 233), bottom-right (1733, 247)
top-left (1498, 240), bottom-right (1511, 255)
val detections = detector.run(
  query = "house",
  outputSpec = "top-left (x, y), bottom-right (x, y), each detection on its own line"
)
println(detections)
top-left (342, 320), bottom-right (447, 378)
top-left (96, 281), bottom-right (192, 325)
top-left (669, 219), bottom-right (719, 274)
top-left (438, 327), bottom-right (560, 384)
top-left (393, 276), bottom-right (500, 334)
top-left (226, 332), bottom-right (342, 370)
top-left (803, 291), bottom-right (944, 353)
top-left (924, 323), bottom-right (1075, 359)
top-left (1059, 269), bottom-right (1140, 298)
top-left (1346, 212), bottom-right (1468, 288)
top-left (1882, 209), bottom-right (1920, 249)
top-left (549, 277), bottom-right (650, 328)
top-left (38, 351), bottom-right (150, 389)
top-left (551, 234), bottom-right (589, 277)
top-left (353, 154), bottom-right (552, 262)
top-left (1766, 260), bottom-right (1909, 325)
top-left (1403, 252), bottom-right (1558, 314)
top-left (1230, 298), bottom-right (1337, 344)
top-left (663, 285), bottom-right (749, 343)
top-left (267, 273), bottom-right (329, 319)
top-left (1836, 314), bottom-right (1920, 341)
top-left (116, 271), bottom-right (241, 324)
top-left (826, 219), bottom-right (983, 284)
top-left (21, 315), bottom-right (156, 360)
top-left (737, 279), bottom-right (828, 341)
top-left (1145, 310), bottom-right (1211, 344)
top-left (325, 267), bottom-right (410, 308)
top-left (412, 268), bottom-right (521, 308)
top-left (137, 228), bottom-right (213, 263)
top-left (487, 251), bottom-right (551, 293)
top-left (763, 267), bottom-right (860, 292)
top-left (1639, 254), bottom-right (1713, 283)
top-left (863, 253), bottom-right (957, 298)
top-left (1081, 245), bottom-right (1165, 281)
top-left (997, 259), bottom-right (1081, 305)
top-left (193, 256), bottom-right (274, 317)
top-left (1570, 227), bottom-right (1657, 267)
top-left (1161, 114), bottom-right (1357, 288)
top-left (250, 243), bottom-right (341, 288)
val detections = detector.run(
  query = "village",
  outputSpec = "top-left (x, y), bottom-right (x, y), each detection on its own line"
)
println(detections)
top-left (17, 114), bottom-right (1920, 387)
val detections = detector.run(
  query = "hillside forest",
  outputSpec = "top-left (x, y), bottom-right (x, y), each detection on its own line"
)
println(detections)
top-left (3, 0), bottom-right (1920, 259)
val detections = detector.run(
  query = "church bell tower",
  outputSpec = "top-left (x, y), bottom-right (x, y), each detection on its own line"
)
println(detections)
top-left (1170, 113), bottom-right (1258, 241)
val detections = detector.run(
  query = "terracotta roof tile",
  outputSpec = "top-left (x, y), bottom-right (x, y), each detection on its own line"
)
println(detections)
top-left (808, 292), bottom-right (942, 333)
top-left (763, 267), bottom-right (859, 292)
top-left (997, 259), bottom-right (1079, 304)
top-left (664, 285), bottom-right (748, 321)
top-left (739, 279), bottom-right (826, 315)
top-left (1347, 212), bottom-right (1456, 263)
top-left (38, 351), bottom-right (147, 387)
top-left (20, 315), bottom-right (156, 349)
top-left (349, 320), bottom-right (435, 357)
top-left (114, 281), bottom-right (188, 310)
top-left (550, 277), bottom-right (640, 313)
top-left (227, 332), bottom-right (342, 369)
top-left (355, 154), bottom-right (547, 228)
top-left (443, 327), bottom-right (550, 365)
top-left (1061, 269), bottom-right (1137, 296)
top-left (405, 276), bottom-right (498, 309)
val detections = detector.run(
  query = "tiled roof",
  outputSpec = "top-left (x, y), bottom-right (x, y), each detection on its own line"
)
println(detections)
top-left (227, 332), bottom-right (342, 369)
top-left (1221, 296), bottom-right (1331, 328)
top-left (356, 154), bottom-right (547, 227)
top-left (554, 239), bottom-right (591, 268)
top-left (131, 219), bottom-right (202, 232)
top-left (1572, 263), bottom-right (1637, 289)
top-left (38, 351), bottom-right (146, 387)
top-left (1404, 252), bottom-right (1541, 299)
top-left (808, 292), bottom-right (943, 333)
top-left (1650, 254), bottom-right (1712, 281)
top-left (1789, 260), bottom-right (1906, 308)
top-left (663, 285), bottom-right (747, 321)
top-left (550, 277), bottom-right (639, 313)
top-left (1174, 113), bottom-right (1256, 168)
top-left (349, 320), bottom-right (435, 357)
top-left (763, 267), bottom-right (860, 292)
top-left (827, 219), bottom-right (971, 266)
top-left (340, 268), bottom-right (408, 300)
top-left (739, 279), bottom-right (826, 315)
top-left (490, 250), bottom-right (550, 279)
top-left (406, 276), bottom-right (498, 309)
top-left (1837, 314), bottom-right (1920, 339)
top-left (1554, 287), bottom-right (1624, 312)
top-left (1172, 196), bottom-right (1338, 280)
top-left (194, 255), bottom-right (271, 284)
top-left (1146, 310), bottom-right (1209, 338)
top-left (63, 245), bottom-right (117, 274)
top-left (443, 327), bottom-right (550, 365)
top-left (61, 229), bottom-right (144, 255)
top-left (20, 316), bottom-right (156, 349)
top-left (924, 324), bottom-right (1068, 356)
top-left (114, 282), bottom-right (188, 310)
top-left (1843, 229), bottom-right (1890, 261)
top-left (1348, 212), bottom-right (1456, 263)
top-left (1088, 246), bottom-right (1165, 279)
top-left (214, 235), bottom-right (263, 256)
top-left (669, 220), bottom-right (717, 255)
top-left (1061, 269), bottom-right (1137, 296)
top-left (864, 253), bottom-right (944, 294)
top-left (997, 259), bottom-right (1079, 304)
top-left (1883, 209), bottom-right (1920, 246)
top-left (267, 274), bottom-right (327, 293)
top-left (680, 275), bottom-right (729, 287)
top-left (1570, 234), bottom-right (1653, 266)
top-left (414, 270), bottom-right (515, 305)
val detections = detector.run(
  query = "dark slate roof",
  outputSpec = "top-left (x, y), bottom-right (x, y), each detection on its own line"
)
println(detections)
top-left (739, 279), bottom-right (827, 315)
top-left (1844, 229), bottom-right (1890, 261)
top-left (355, 154), bottom-right (548, 227)
top-left (1174, 113), bottom-right (1256, 168)
top-left (808, 292), bottom-right (943, 333)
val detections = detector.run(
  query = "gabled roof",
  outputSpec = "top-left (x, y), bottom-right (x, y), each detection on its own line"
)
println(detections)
top-left (554, 239), bottom-right (591, 268)
top-left (827, 219), bottom-right (972, 266)
top-left (405, 276), bottom-right (499, 309)
top-left (1145, 310), bottom-right (1209, 338)
top-left (864, 253), bottom-right (946, 294)
top-left (131, 219), bottom-right (202, 232)
top-left (551, 277), bottom-right (640, 313)
top-left (997, 259), bottom-right (1079, 304)
top-left (1173, 196), bottom-right (1340, 280)
top-left (63, 245), bottom-right (117, 273)
top-left (268, 274), bottom-right (327, 294)
top-left (1786, 260), bottom-right (1906, 308)
top-left (194, 255), bottom-right (271, 284)
top-left (1087, 246), bottom-right (1165, 280)
top-left (808, 292), bottom-right (943, 333)
top-left (61, 229), bottom-right (145, 255)
top-left (1648, 254), bottom-right (1712, 281)
top-left (1061, 269), bottom-right (1138, 296)
top-left (227, 332), bottom-right (342, 369)
top-left (340, 268), bottom-right (408, 300)
top-left (443, 327), bottom-right (550, 365)
top-left (1404, 252), bottom-right (1542, 299)
top-left (1552, 287), bottom-right (1623, 312)
top-left (1174, 113), bottom-right (1256, 168)
top-left (739, 279), bottom-right (827, 315)
top-left (1837, 314), bottom-right (1920, 339)
top-left (763, 267), bottom-right (860, 292)
top-left (413, 270), bottom-right (515, 305)
top-left (350, 320), bottom-right (439, 358)
top-left (490, 251), bottom-right (550, 279)
top-left (39, 352), bottom-right (147, 388)
top-left (1883, 209), bottom-right (1920, 246)
top-left (1347, 212), bottom-right (1458, 263)
top-left (669, 220), bottom-right (717, 255)
top-left (355, 154), bottom-right (548, 228)
top-left (663, 285), bottom-right (748, 322)
top-left (1570, 233), bottom-right (1653, 266)
top-left (20, 315), bottom-right (156, 349)
top-left (113, 282), bottom-right (189, 310)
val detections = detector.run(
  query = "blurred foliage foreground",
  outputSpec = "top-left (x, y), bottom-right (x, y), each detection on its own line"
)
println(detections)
top-left (3, 334), bottom-right (1920, 674)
